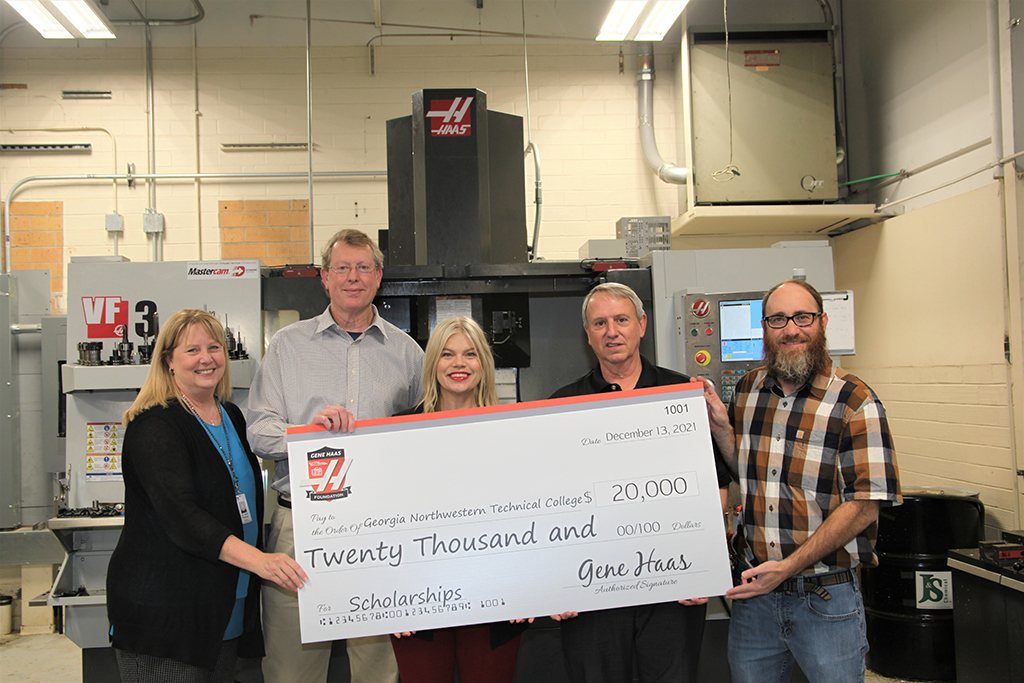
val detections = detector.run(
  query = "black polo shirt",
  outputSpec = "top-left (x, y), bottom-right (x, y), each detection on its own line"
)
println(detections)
top-left (551, 355), bottom-right (732, 489)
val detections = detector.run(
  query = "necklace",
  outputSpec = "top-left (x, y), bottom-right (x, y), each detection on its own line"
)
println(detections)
top-left (178, 391), bottom-right (221, 425)
top-left (179, 393), bottom-right (239, 492)
top-left (179, 395), bottom-right (252, 525)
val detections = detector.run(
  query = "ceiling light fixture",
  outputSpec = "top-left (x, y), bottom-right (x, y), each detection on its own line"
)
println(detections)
top-left (596, 0), bottom-right (688, 42)
top-left (5, 0), bottom-right (74, 38)
top-left (4, 0), bottom-right (115, 39)
top-left (52, 0), bottom-right (115, 39)
top-left (634, 1), bottom-right (688, 41)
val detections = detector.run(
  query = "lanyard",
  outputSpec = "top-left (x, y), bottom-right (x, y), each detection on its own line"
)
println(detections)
top-left (179, 395), bottom-right (241, 495)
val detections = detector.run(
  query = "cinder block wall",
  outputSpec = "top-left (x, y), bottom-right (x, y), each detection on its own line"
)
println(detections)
top-left (0, 43), bottom-right (690, 301)
top-left (833, 183), bottom-right (1016, 536)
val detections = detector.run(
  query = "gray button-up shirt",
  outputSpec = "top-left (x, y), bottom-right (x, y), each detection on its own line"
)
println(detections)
top-left (247, 305), bottom-right (424, 496)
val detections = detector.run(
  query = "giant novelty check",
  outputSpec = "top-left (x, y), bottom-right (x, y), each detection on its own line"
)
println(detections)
top-left (286, 383), bottom-right (732, 642)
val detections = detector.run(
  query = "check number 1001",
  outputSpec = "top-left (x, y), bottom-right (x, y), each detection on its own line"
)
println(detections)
top-left (595, 472), bottom-right (697, 506)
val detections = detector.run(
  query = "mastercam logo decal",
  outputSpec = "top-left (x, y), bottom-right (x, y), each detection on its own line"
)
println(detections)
top-left (306, 446), bottom-right (351, 501)
top-left (426, 97), bottom-right (473, 137)
top-left (185, 261), bottom-right (258, 280)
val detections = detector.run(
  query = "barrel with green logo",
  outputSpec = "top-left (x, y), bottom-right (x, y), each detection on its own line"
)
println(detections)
top-left (861, 488), bottom-right (984, 681)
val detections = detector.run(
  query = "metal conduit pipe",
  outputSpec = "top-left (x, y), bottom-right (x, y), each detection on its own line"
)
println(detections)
top-left (0, 20), bottom-right (27, 44)
top-left (120, 0), bottom-right (204, 27)
top-left (305, 0), bottom-right (315, 262)
top-left (637, 43), bottom-right (687, 185)
top-left (192, 25), bottom-right (202, 260)
top-left (145, 25), bottom-right (159, 261)
top-left (2, 170), bottom-right (386, 274)
top-left (987, 0), bottom-right (1005, 171)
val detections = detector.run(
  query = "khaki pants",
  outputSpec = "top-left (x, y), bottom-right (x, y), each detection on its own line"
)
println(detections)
top-left (262, 505), bottom-right (399, 683)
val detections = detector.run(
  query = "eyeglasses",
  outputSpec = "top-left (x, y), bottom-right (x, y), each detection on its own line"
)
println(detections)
top-left (762, 312), bottom-right (822, 329)
top-left (325, 264), bottom-right (376, 276)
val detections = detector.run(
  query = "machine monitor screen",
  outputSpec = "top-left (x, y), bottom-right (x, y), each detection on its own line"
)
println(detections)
top-left (719, 299), bottom-right (764, 362)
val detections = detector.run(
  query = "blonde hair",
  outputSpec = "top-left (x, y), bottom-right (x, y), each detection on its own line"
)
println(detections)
top-left (419, 317), bottom-right (498, 413)
top-left (123, 309), bottom-right (233, 424)
top-left (320, 229), bottom-right (384, 271)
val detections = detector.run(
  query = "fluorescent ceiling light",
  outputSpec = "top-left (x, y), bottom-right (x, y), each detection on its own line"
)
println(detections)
top-left (4, 0), bottom-right (115, 39)
top-left (596, 0), bottom-right (688, 42)
top-left (634, 1), bottom-right (688, 42)
top-left (52, 0), bottom-right (115, 39)
top-left (5, 0), bottom-right (74, 38)
top-left (597, 1), bottom-right (646, 42)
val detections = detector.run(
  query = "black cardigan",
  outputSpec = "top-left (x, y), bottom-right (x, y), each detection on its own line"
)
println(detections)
top-left (107, 399), bottom-right (265, 669)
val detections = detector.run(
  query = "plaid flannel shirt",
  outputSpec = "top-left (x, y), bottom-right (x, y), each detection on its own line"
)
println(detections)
top-left (729, 363), bottom-right (901, 574)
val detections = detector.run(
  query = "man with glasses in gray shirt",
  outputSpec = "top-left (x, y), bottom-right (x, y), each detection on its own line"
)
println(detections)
top-left (248, 229), bottom-right (424, 683)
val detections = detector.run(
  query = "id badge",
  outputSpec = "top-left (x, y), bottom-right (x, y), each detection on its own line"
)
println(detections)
top-left (236, 493), bottom-right (253, 524)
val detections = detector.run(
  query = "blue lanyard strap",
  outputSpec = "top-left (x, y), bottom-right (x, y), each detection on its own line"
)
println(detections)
top-left (183, 398), bottom-right (241, 495)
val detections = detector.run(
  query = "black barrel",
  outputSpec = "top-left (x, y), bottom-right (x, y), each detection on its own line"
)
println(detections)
top-left (862, 488), bottom-right (984, 681)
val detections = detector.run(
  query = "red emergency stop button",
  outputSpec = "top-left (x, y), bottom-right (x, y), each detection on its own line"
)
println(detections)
top-left (705, 327), bottom-right (714, 335)
top-left (695, 350), bottom-right (711, 366)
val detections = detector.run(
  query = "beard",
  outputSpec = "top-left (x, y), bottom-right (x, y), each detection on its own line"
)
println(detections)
top-left (763, 325), bottom-right (830, 387)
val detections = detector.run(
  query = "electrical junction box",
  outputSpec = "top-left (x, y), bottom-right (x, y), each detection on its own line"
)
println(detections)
top-left (142, 211), bottom-right (164, 234)
top-left (104, 213), bottom-right (123, 233)
top-left (688, 31), bottom-right (838, 204)
top-left (579, 239), bottom-right (627, 259)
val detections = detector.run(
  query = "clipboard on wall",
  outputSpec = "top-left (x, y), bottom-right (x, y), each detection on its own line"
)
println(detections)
top-left (822, 290), bottom-right (855, 356)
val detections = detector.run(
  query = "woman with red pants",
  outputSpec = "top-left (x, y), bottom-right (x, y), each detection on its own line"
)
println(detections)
top-left (391, 317), bottom-right (527, 683)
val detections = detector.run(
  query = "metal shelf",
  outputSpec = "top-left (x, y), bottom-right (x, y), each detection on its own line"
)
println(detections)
top-left (672, 204), bottom-right (885, 236)
top-left (61, 358), bottom-right (257, 392)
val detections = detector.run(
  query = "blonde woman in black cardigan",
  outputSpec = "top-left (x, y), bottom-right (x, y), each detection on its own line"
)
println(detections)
top-left (107, 309), bottom-right (307, 683)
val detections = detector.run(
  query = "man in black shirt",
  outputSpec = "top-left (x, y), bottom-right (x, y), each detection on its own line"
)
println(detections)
top-left (550, 282), bottom-right (730, 683)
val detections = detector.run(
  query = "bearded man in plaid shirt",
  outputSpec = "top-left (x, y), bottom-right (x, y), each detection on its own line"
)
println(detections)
top-left (703, 279), bottom-right (901, 683)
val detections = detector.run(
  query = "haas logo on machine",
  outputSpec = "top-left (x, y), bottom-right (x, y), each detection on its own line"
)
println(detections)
top-left (306, 447), bottom-right (351, 501)
top-left (82, 296), bottom-right (129, 339)
top-left (426, 97), bottom-right (473, 137)
top-left (690, 299), bottom-right (711, 318)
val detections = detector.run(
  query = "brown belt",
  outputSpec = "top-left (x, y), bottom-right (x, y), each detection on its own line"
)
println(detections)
top-left (776, 569), bottom-right (854, 594)
top-left (277, 495), bottom-right (292, 509)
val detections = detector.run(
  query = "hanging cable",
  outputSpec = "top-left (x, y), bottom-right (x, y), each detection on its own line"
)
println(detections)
top-left (522, 0), bottom-right (543, 261)
top-left (712, 0), bottom-right (740, 182)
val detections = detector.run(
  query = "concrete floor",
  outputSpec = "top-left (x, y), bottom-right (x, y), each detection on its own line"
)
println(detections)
top-left (1, 632), bottom-right (83, 683)
top-left (0, 631), bottom-right (943, 683)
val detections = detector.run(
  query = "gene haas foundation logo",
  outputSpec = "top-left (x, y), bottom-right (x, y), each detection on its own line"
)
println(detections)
top-left (426, 96), bottom-right (473, 136)
top-left (306, 447), bottom-right (351, 501)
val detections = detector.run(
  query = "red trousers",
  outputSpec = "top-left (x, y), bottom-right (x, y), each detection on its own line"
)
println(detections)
top-left (390, 624), bottom-right (520, 683)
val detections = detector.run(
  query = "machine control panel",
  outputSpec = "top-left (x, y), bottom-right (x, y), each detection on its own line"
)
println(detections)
top-left (678, 288), bottom-right (855, 405)
top-left (680, 291), bottom-right (766, 405)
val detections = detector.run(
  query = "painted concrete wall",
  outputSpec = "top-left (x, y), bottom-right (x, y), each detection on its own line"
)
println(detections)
top-left (833, 183), bottom-right (1017, 534)
top-left (1, 42), bottom-right (694, 302)
top-left (840, 0), bottom-right (1021, 534)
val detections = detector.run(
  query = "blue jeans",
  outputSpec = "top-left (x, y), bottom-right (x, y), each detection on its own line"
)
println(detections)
top-left (727, 574), bottom-right (868, 683)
